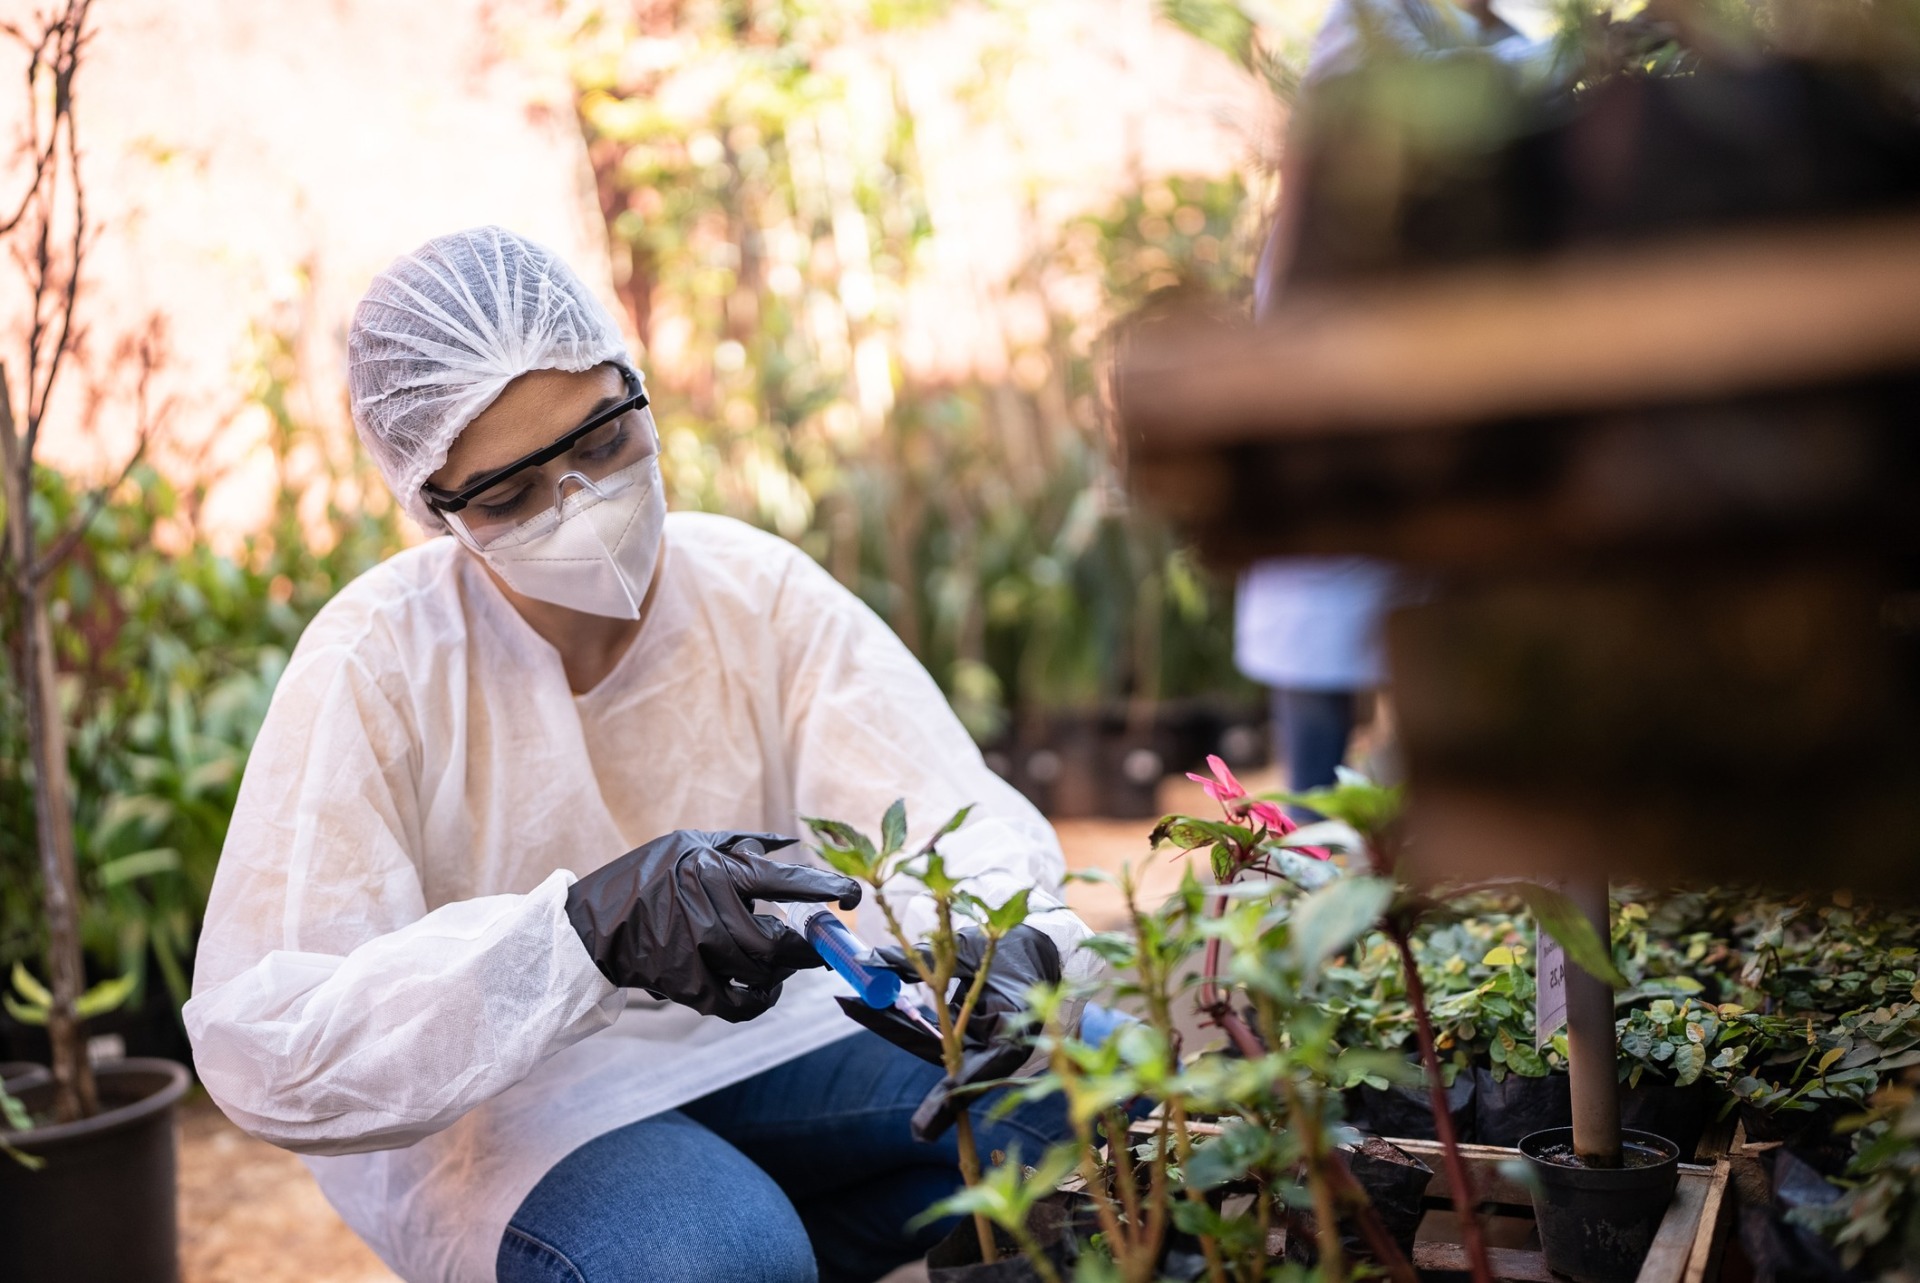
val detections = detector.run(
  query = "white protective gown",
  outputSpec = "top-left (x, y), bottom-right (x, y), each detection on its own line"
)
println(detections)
top-left (184, 512), bottom-right (1084, 1283)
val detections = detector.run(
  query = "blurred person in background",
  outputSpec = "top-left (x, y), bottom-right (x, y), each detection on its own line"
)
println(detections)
top-left (1236, 557), bottom-right (1396, 798)
top-left (1237, 0), bottom-right (1555, 801)
top-left (183, 227), bottom-right (1096, 1283)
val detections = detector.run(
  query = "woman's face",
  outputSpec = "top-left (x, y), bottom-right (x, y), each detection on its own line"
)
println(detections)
top-left (427, 363), bottom-right (636, 506)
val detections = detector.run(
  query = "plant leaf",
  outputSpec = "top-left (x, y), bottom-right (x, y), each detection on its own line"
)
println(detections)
top-left (76, 973), bottom-right (136, 1020)
top-left (984, 887), bottom-right (1032, 936)
top-left (98, 847), bottom-right (182, 887)
top-left (1290, 875), bottom-right (1393, 971)
top-left (927, 805), bottom-right (973, 848)
top-left (10, 963), bottom-right (51, 1009)
top-left (1279, 819), bottom-right (1366, 853)
top-left (1516, 886), bottom-right (1629, 988)
top-left (1, 995), bottom-right (46, 1027)
top-left (880, 798), bottom-right (908, 859)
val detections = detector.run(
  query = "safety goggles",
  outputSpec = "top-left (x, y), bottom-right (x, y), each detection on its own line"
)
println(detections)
top-left (421, 367), bottom-right (656, 551)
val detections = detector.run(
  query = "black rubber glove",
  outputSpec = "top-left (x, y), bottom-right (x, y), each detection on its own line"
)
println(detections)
top-left (566, 831), bottom-right (859, 1023)
top-left (835, 923), bottom-right (1061, 1141)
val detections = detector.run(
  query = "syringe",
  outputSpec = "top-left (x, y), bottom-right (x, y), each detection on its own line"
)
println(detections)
top-left (774, 902), bottom-right (902, 1009)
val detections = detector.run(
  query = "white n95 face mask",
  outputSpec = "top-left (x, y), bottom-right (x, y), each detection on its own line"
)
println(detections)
top-left (476, 458), bottom-right (666, 619)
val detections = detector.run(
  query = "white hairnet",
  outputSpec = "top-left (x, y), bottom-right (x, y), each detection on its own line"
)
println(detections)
top-left (347, 226), bottom-right (632, 531)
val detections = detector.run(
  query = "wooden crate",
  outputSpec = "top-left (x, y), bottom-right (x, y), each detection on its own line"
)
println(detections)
top-left (1112, 1122), bottom-right (1735, 1282)
top-left (1388, 1139), bottom-right (1733, 1283)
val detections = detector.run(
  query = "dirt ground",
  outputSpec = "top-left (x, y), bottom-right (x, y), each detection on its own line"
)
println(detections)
top-left (176, 775), bottom-right (1238, 1283)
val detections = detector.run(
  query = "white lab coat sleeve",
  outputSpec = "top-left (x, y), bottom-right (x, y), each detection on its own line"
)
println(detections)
top-left (184, 644), bottom-right (621, 1157)
top-left (772, 551), bottom-right (1095, 980)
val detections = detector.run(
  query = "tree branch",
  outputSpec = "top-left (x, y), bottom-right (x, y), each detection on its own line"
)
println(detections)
top-left (30, 429), bottom-right (144, 583)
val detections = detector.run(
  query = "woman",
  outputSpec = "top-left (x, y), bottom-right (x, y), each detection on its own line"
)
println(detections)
top-left (184, 227), bottom-right (1094, 1283)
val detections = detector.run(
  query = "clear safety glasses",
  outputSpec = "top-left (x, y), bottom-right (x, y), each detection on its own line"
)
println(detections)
top-left (421, 367), bottom-right (656, 552)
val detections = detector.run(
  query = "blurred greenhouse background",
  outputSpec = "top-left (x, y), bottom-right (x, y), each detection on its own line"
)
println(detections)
top-left (0, 0), bottom-right (1327, 1059)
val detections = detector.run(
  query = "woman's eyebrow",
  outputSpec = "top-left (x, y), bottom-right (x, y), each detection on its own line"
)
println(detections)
top-left (450, 389), bottom-right (631, 491)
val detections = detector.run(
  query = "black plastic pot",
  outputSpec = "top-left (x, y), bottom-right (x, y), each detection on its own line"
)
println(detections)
top-left (1474, 1067), bottom-right (1570, 1147)
top-left (1351, 1071), bottom-right (1476, 1142)
top-left (1520, 1126), bottom-right (1681, 1283)
top-left (926, 1194), bottom-right (1082, 1283)
top-left (1290, 1136), bottom-right (1435, 1269)
top-left (1619, 1079), bottom-right (1709, 1162)
top-left (1737, 1098), bottom-right (1857, 1177)
top-left (1, 1060), bottom-right (51, 1093)
top-left (1345, 1136), bottom-right (1433, 1257)
top-left (1731, 1150), bottom-right (1855, 1283)
top-left (0, 1057), bottom-right (192, 1283)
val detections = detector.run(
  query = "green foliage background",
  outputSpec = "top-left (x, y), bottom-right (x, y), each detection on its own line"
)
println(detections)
top-left (0, 338), bottom-right (402, 1008)
top-left (2, 5), bottom-right (1271, 1000)
top-left (569, 0), bottom-right (1263, 738)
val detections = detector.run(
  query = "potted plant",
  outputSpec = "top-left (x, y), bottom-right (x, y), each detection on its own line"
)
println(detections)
top-left (0, 5), bottom-right (193, 1280)
top-left (803, 800), bottom-right (1049, 1277)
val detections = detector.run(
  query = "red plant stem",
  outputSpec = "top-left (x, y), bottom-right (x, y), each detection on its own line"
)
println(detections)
top-left (1199, 923), bottom-right (1266, 1059)
top-left (1387, 922), bottom-right (1493, 1283)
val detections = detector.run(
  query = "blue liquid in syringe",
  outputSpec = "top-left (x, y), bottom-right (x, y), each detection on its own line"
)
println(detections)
top-left (787, 907), bottom-right (900, 1008)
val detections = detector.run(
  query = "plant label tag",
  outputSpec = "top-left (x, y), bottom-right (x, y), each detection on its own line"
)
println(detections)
top-left (1536, 928), bottom-right (1568, 1049)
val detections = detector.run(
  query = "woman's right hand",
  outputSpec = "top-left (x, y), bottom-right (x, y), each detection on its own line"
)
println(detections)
top-left (564, 830), bottom-right (860, 1022)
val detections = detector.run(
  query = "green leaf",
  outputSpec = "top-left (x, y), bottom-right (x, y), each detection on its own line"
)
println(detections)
top-left (1272, 773), bottom-right (1403, 837)
top-left (0, 1086), bottom-right (31, 1133)
top-left (802, 817), bottom-right (878, 880)
top-left (1672, 1041), bottom-right (1707, 1087)
top-left (1, 995), bottom-right (46, 1027)
top-left (1155, 816), bottom-right (1252, 851)
top-left (1278, 818), bottom-right (1367, 854)
top-left (10, 963), bottom-right (51, 1009)
top-left (88, 794), bottom-right (173, 854)
top-left (1289, 875), bottom-right (1393, 971)
top-left (908, 1142), bottom-right (1079, 1232)
top-left (928, 805), bottom-right (973, 848)
top-left (183, 756), bottom-right (239, 797)
top-left (984, 887), bottom-right (1032, 936)
top-left (914, 849), bottom-right (959, 898)
top-left (98, 847), bottom-right (182, 887)
top-left (1080, 932), bottom-right (1139, 967)
top-left (1517, 886), bottom-right (1629, 988)
top-left (1184, 1121), bottom-right (1272, 1192)
top-left (880, 798), bottom-right (908, 859)
top-left (77, 974), bottom-right (136, 1020)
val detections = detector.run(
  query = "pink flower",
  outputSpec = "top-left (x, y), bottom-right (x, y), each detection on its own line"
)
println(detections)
top-left (1247, 798), bottom-right (1292, 832)
top-left (1186, 754), bottom-right (1329, 859)
top-left (1187, 755), bottom-right (1296, 834)
top-left (1186, 754), bottom-right (1249, 809)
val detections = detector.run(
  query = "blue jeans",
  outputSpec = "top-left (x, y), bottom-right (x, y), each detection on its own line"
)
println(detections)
top-left (495, 1029), bottom-right (1073, 1283)
top-left (1271, 687), bottom-right (1357, 795)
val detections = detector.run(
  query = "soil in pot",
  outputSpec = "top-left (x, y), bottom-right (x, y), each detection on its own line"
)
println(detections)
top-left (0, 1057), bottom-right (192, 1283)
top-left (1520, 1126), bottom-right (1681, 1283)
top-left (1474, 1067), bottom-right (1570, 1147)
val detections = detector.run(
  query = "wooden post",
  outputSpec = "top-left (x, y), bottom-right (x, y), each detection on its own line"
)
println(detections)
top-left (1564, 878), bottom-right (1620, 1166)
